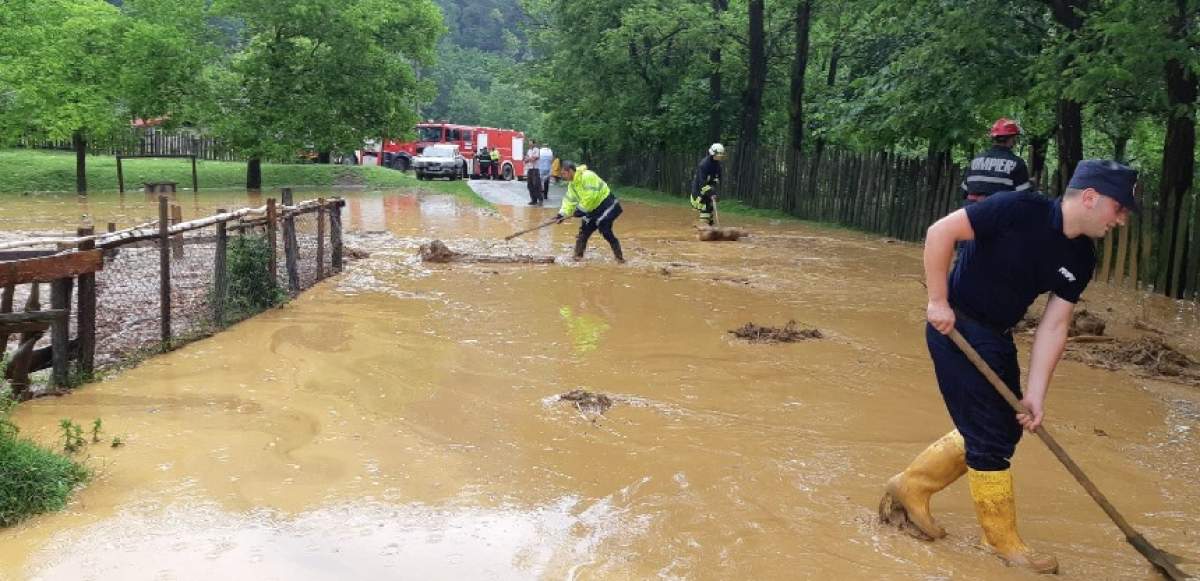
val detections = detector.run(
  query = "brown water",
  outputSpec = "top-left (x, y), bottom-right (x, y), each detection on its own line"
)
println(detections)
top-left (1, 189), bottom-right (1198, 580)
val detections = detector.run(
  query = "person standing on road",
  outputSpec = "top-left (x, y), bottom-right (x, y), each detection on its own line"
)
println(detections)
top-left (879, 160), bottom-right (1139, 575)
top-left (477, 146), bottom-right (491, 180)
top-left (538, 143), bottom-right (554, 200)
top-left (490, 147), bottom-right (502, 180)
top-left (691, 143), bottom-right (725, 226)
top-left (555, 161), bottom-right (624, 263)
top-left (525, 141), bottom-right (542, 205)
top-left (960, 118), bottom-right (1033, 206)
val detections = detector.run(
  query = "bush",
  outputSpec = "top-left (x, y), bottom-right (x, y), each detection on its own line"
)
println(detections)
top-left (225, 234), bottom-right (286, 320)
top-left (0, 384), bottom-right (89, 527)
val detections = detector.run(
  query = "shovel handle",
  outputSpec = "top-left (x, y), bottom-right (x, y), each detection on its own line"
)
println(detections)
top-left (948, 329), bottom-right (1190, 580)
top-left (503, 217), bottom-right (562, 241)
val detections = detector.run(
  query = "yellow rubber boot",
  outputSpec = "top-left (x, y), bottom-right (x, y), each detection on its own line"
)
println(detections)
top-left (879, 430), bottom-right (967, 540)
top-left (967, 469), bottom-right (1059, 574)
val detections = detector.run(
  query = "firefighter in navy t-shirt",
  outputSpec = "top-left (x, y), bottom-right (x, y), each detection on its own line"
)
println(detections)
top-left (960, 118), bottom-right (1033, 204)
top-left (880, 160), bottom-right (1138, 575)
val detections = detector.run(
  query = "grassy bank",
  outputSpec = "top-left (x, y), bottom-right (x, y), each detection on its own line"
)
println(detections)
top-left (0, 385), bottom-right (89, 527)
top-left (0, 149), bottom-right (416, 193)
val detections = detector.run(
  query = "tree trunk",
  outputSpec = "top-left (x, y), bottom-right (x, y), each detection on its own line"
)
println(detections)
top-left (788, 0), bottom-right (813, 154)
top-left (317, 151), bottom-right (331, 164)
top-left (72, 130), bottom-right (87, 194)
top-left (707, 0), bottom-right (729, 145)
top-left (246, 157), bottom-right (263, 190)
top-left (1156, 20), bottom-right (1197, 297)
top-left (1054, 99), bottom-right (1083, 196)
top-left (1029, 133), bottom-right (1049, 190)
top-left (1045, 0), bottom-right (1088, 196)
top-left (1112, 135), bottom-right (1129, 163)
top-left (734, 0), bottom-right (766, 199)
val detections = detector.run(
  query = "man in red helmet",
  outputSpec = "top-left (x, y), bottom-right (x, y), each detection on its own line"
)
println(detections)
top-left (959, 118), bottom-right (1033, 204)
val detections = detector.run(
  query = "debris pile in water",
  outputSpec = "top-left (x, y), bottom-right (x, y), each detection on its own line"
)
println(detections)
top-left (419, 239), bottom-right (458, 262)
top-left (730, 321), bottom-right (823, 343)
top-left (1013, 308), bottom-right (1106, 337)
top-left (418, 239), bottom-right (555, 264)
top-left (559, 389), bottom-right (613, 415)
top-left (1067, 335), bottom-right (1200, 385)
top-left (698, 226), bottom-right (748, 242)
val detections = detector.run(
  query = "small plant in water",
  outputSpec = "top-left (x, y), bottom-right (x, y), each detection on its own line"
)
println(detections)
top-left (91, 418), bottom-right (103, 443)
top-left (59, 419), bottom-right (85, 453)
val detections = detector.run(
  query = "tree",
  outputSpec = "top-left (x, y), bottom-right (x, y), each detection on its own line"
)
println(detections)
top-left (0, 0), bottom-right (206, 193)
top-left (208, 0), bottom-right (443, 187)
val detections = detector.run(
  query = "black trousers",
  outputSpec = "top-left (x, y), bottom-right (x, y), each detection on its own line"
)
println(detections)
top-left (926, 317), bottom-right (1023, 470)
top-left (576, 197), bottom-right (623, 257)
top-left (527, 168), bottom-right (542, 202)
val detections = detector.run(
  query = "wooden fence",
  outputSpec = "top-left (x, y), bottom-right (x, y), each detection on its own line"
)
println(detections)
top-left (1, 192), bottom-right (345, 397)
top-left (22, 129), bottom-right (238, 161)
top-left (606, 146), bottom-right (1200, 299)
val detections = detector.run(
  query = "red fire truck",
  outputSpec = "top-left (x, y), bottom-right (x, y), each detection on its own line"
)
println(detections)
top-left (360, 122), bottom-right (528, 180)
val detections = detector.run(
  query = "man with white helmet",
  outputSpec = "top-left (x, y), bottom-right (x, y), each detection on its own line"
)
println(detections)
top-left (691, 143), bottom-right (725, 226)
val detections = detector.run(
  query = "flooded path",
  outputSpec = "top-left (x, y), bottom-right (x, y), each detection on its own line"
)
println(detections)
top-left (1, 189), bottom-right (1198, 579)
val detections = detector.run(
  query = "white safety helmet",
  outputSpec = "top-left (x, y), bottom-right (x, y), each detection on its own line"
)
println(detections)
top-left (709, 143), bottom-right (725, 157)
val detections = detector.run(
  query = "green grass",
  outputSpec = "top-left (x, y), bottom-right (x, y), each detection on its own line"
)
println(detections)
top-left (0, 149), bottom-right (490, 207)
top-left (0, 434), bottom-right (90, 526)
top-left (0, 149), bottom-right (414, 193)
top-left (0, 384), bottom-right (89, 528)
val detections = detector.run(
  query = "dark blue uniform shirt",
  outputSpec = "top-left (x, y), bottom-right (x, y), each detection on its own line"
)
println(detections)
top-left (949, 191), bottom-right (1095, 331)
top-left (960, 146), bottom-right (1032, 198)
top-left (693, 155), bottom-right (723, 197)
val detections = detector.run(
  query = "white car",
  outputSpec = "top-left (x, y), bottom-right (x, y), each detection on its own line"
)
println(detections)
top-left (413, 144), bottom-right (466, 180)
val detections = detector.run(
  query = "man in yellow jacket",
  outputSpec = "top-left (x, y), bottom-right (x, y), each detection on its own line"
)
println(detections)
top-left (555, 161), bottom-right (624, 263)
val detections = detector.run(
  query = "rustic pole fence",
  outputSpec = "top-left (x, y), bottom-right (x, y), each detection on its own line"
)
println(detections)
top-left (213, 208), bottom-right (228, 327)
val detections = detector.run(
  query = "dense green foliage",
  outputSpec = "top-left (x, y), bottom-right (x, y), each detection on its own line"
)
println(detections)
top-left (421, 0), bottom-right (545, 135)
top-left (225, 235), bottom-right (286, 320)
top-left (0, 385), bottom-right (90, 528)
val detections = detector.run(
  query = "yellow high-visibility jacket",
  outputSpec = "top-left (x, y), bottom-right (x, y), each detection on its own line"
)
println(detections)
top-left (559, 165), bottom-right (611, 216)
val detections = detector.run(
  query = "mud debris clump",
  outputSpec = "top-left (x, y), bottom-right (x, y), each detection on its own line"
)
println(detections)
top-left (419, 239), bottom-right (458, 263)
top-left (698, 227), bottom-right (748, 241)
top-left (1067, 335), bottom-right (1200, 385)
top-left (1013, 308), bottom-right (1106, 337)
top-left (730, 321), bottom-right (823, 343)
top-left (559, 389), bottom-right (614, 415)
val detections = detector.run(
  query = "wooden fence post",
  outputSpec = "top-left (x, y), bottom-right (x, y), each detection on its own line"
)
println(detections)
top-left (213, 209), bottom-right (228, 327)
top-left (281, 188), bottom-right (300, 293)
top-left (77, 226), bottom-right (96, 376)
top-left (331, 199), bottom-right (343, 272)
top-left (159, 195), bottom-right (171, 344)
top-left (49, 277), bottom-right (72, 388)
top-left (317, 197), bottom-right (326, 279)
top-left (267, 198), bottom-right (278, 290)
top-left (171, 204), bottom-right (184, 259)
top-left (0, 283), bottom-right (13, 360)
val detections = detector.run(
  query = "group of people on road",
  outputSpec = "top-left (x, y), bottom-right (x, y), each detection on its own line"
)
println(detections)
top-left (476, 146), bottom-right (503, 180)
top-left (523, 141), bottom-right (556, 206)
top-left (553, 118), bottom-right (1145, 575)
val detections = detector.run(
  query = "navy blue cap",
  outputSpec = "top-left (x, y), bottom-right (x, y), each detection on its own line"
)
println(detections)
top-left (1068, 159), bottom-right (1140, 212)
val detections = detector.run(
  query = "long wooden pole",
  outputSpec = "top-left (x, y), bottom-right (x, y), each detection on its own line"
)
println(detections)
top-left (947, 329), bottom-right (1190, 580)
top-left (503, 217), bottom-right (562, 241)
top-left (159, 196), bottom-right (171, 345)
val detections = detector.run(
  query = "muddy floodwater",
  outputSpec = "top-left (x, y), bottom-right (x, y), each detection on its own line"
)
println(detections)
top-left (1, 187), bottom-right (1198, 580)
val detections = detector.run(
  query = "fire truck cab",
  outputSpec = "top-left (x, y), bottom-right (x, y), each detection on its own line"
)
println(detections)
top-left (363, 122), bottom-right (527, 180)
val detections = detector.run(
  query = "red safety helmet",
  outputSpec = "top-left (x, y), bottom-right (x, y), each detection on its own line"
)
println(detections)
top-left (989, 118), bottom-right (1022, 137)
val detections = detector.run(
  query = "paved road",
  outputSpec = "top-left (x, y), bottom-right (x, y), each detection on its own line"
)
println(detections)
top-left (467, 177), bottom-right (566, 209)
